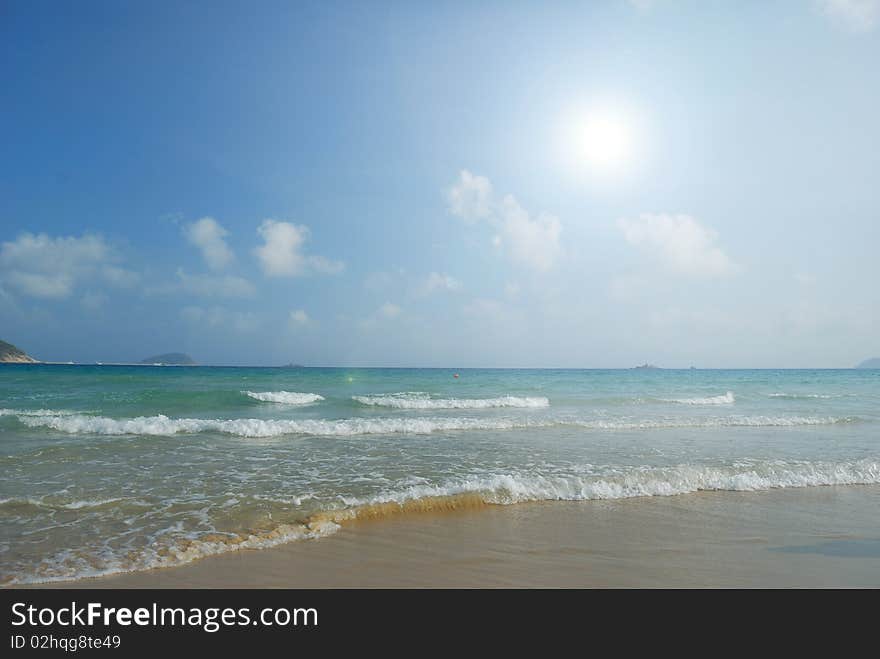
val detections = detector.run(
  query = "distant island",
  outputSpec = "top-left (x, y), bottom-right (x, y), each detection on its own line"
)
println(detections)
top-left (281, 363), bottom-right (305, 368)
top-left (139, 353), bottom-right (196, 365)
top-left (856, 357), bottom-right (880, 369)
top-left (0, 339), bottom-right (38, 363)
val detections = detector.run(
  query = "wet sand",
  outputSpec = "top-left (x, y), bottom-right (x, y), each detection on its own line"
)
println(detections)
top-left (38, 485), bottom-right (880, 588)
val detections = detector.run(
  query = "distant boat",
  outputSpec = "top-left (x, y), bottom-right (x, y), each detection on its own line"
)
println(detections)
top-left (281, 363), bottom-right (305, 368)
top-left (634, 363), bottom-right (659, 369)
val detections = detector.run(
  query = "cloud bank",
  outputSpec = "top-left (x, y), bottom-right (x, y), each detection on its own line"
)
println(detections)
top-left (0, 232), bottom-right (137, 298)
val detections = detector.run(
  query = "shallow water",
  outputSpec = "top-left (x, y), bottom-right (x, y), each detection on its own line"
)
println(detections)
top-left (1, 364), bottom-right (878, 584)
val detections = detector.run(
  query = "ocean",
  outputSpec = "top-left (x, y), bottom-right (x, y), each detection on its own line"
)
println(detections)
top-left (1, 364), bottom-right (878, 585)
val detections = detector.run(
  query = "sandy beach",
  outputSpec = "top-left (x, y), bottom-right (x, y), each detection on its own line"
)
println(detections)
top-left (36, 484), bottom-right (880, 589)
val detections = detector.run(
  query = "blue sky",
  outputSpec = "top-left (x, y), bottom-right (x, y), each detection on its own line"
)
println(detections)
top-left (2, 0), bottom-right (878, 367)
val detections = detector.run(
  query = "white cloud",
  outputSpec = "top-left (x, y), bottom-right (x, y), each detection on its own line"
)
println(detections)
top-left (419, 272), bottom-right (461, 295)
top-left (446, 172), bottom-right (563, 271)
top-left (184, 217), bottom-right (234, 271)
top-left (175, 269), bottom-right (255, 298)
top-left (447, 170), bottom-right (493, 221)
top-left (254, 220), bottom-right (344, 277)
top-left (180, 305), bottom-right (260, 333)
top-left (495, 196), bottom-right (562, 272)
top-left (0, 232), bottom-right (131, 298)
top-left (380, 302), bottom-right (401, 318)
top-left (289, 309), bottom-right (310, 327)
top-left (818, 0), bottom-right (879, 32)
top-left (617, 213), bottom-right (737, 277)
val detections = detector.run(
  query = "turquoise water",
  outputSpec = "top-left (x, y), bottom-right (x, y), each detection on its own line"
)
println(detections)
top-left (1, 364), bottom-right (878, 584)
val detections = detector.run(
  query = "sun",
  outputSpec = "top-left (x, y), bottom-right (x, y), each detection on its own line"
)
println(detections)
top-left (576, 113), bottom-right (633, 170)
top-left (557, 101), bottom-right (643, 179)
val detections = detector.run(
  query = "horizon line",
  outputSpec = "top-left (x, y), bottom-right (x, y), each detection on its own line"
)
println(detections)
top-left (1, 362), bottom-right (874, 371)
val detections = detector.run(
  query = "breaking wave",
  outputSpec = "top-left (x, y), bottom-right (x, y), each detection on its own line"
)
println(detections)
top-left (663, 392), bottom-right (735, 405)
top-left (353, 392), bottom-right (549, 409)
top-left (18, 414), bottom-right (538, 437)
top-left (244, 391), bottom-right (325, 405)
top-left (6, 457), bottom-right (879, 585)
top-left (14, 412), bottom-right (857, 438)
top-left (337, 459), bottom-right (880, 509)
top-left (768, 393), bottom-right (837, 400)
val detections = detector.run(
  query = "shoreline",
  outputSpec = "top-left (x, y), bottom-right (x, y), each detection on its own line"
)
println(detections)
top-left (24, 484), bottom-right (880, 588)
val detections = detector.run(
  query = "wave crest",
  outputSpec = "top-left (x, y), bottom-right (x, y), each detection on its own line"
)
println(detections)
top-left (244, 391), bottom-right (324, 405)
top-left (15, 412), bottom-right (856, 437)
top-left (663, 391), bottom-right (735, 405)
top-left (768, 393), bottom-right (837, 400)
top-left (340, 459), bottom-right (880, 509)
top-left (352, 393), bottom-right (549, 409)
top-left (18, 413), bottom-right (535, 437)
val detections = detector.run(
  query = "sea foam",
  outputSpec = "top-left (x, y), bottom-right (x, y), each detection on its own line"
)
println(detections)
top-left (244, 391), bottom-right (325, 405)
top-left (18, 413), bottom-right (537, 437)
top-left (663, 391), bottom-right (735, 405)
top-left (4, 520), bottom-right (339, 586)
top-left (16, 412), bottom-right (856, 437)
top-left (8, 457), bottom-right (880, 585)
top-left (0, 497), bottom-right (131, 511)
top-left (0, 408), bottom-right (80, 417)
top-left (768, 393), bottom-right (837, 400)
top-left (344, 458), bottom-right (880, 508)
top-left (352, 393), bottom-right (550, 409)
